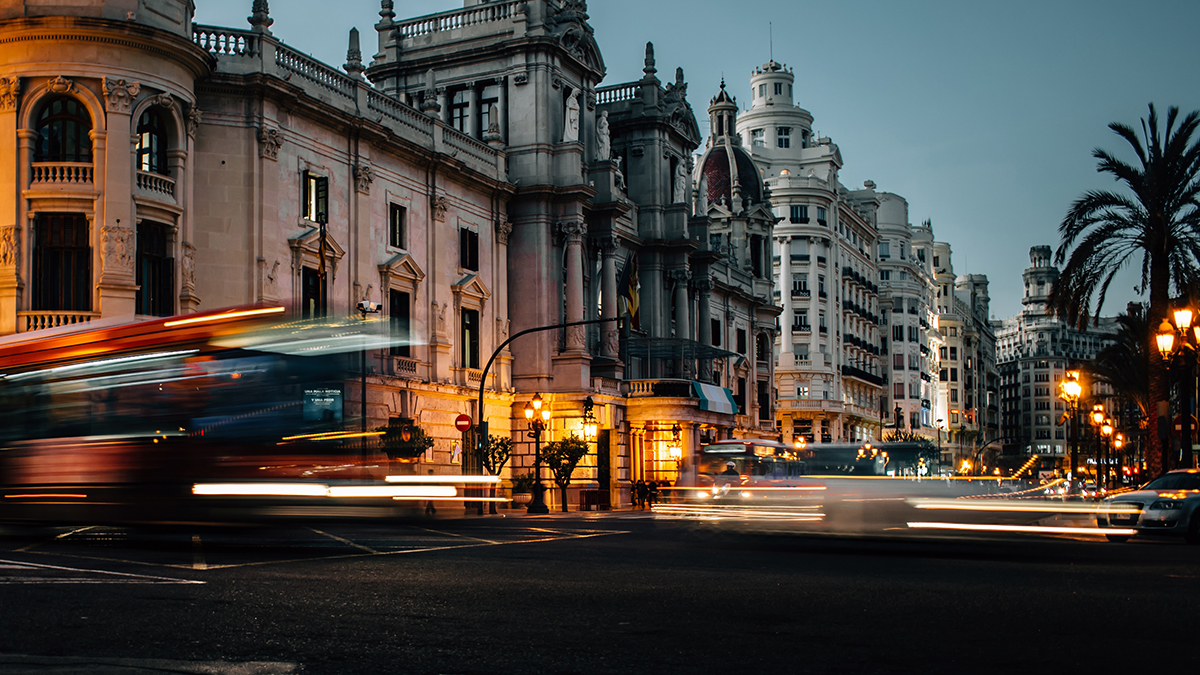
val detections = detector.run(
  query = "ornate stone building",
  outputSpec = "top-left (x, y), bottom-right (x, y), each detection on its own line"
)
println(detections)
top-left (734, 60), bottom-right (884, 445)
top-left (0, 0), bottom-right (753, 505)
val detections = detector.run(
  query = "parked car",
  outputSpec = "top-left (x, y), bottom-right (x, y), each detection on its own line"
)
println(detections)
top-left (1098, 469), bottom-right (1200, 543)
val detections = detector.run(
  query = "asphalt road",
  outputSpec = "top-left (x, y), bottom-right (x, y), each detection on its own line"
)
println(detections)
top-left (0, 510), bottom-right (1196, 675)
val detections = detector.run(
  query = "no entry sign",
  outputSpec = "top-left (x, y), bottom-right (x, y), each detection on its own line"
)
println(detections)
top-left (455, 414), bottom-right (472, 432)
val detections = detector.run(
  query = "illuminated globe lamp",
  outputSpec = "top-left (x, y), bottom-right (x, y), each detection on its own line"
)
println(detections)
top-left (1157, 319), bottom-right (1177, 360)
top-left (581, 396), bottom-right (598, 442)
top-left (524, 393), bottom-right (552, 514)
top-left (1058, 369), bottom-right (1083, 488)
top-left (667, 424), bottom-right (683, 462)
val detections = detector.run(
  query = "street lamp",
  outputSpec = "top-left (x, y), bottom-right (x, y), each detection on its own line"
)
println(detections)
top-left (582, 396), bottom-right (598, 442)
top-left (356, 299), bottom-right (381, 479)
top-left (1100, 416), bottom-right (1114, 491)
top-left (1113, 433), bottom-right (1125, 485)
top-left (1058, 370), bottom-right (1082, 491)
top-left (524, 393), bottom-right (552, 514)
top-left (1156, 307), bottom-right (1200, 470)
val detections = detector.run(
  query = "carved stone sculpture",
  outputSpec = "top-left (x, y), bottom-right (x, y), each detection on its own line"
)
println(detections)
top-left (103, 77), bottom-right (140, 113)
top-left (186, 105), bottom-right (203, 137)
top-left (0, 226), bottom-right (19, 267)
top-left (495, 220), bottom-right (512, 246)
top-left (673, 159), bottom-right (689, 204)
top-left (596, 110), bottom-right (610, 160)
top-left (181, 242), bottom-right (196, 291)
top-left (431, 194), bottom-right (448, 221)
top-left (101, 225), bottom-right (134, 275)
top-left (0, 77), bottom-right (19, 112)
top-left (563, 88), bottom-right (580, 143)
top-left (354, 163), bottom-right (374, 194)
top-left (258, 126), bottom-right (283, 160)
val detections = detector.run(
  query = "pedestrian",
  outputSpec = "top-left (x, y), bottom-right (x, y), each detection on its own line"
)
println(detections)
top-left (636, 479), bottom-right (648, 510)
top-left (647, 480), bottom-right (659, 507)
top-left (629, 481), bottom-right (637, 509)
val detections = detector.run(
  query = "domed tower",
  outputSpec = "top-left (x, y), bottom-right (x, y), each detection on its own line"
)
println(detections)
top-left (749, 59), bottom-right (794, 108)
top-left (1022, 245), bottom-right (1058, 312)
top-left (695, 80), bottom-right (764, 215)
top-left (0, 0), bottom-right (213, 332)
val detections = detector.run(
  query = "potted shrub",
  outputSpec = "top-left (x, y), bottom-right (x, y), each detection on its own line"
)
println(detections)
top-left (509, 472), bottom-right (535, 507)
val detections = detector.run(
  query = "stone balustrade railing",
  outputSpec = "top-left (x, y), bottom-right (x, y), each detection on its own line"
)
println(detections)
top-left (136, 171), bottom-right (176, 199)
top-left (18, 310), bottom-right (100, 333)
top-left (367, 90), bottom-right (434, 141)
top-left (596, 83), bottom-right (638, 105)
top-left (395, 1), bottom-right (523, 39)
top-left (30, 162), bottom-right (93, 186)
top-left (193, 26), bottom-right (259, 57)
top-left (274, 44), bottom-right (357, 100)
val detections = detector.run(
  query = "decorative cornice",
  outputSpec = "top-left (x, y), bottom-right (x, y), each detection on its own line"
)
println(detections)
top-left (257, 125), bottom-right (282, 160)
top-left (102, 77), bottom-right (140, 113)
top-left (0, 77), bottom-right (20, 111)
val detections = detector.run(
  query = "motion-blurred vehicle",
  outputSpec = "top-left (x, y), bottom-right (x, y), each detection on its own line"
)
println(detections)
top-left (1098, 469), bottom-right (1200, 543)
top-left (675, 440), bottom-right (811, 502)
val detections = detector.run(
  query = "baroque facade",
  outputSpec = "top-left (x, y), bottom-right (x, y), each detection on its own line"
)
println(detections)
top-left (735, 60), bottom-right (884, 445)
top-left (993, 246), bottom-right (1115, 463)
top-left (0, 0), bottom-right (770, 505)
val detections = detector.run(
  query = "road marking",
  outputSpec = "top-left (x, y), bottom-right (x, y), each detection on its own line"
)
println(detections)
top-left (192, 535), bottom-right (207, 571)
top-left (308, 527), bottom-right (379, 553)
top-left (406, 525), bottom-right (500, 545)
top-left (0, 558), bottom-right (203, 585)
top-left (13, 525), bottom-right (96, 553)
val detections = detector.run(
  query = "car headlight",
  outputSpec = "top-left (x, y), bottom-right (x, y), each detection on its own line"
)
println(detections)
top-left (1151, 500), bottom-right (1183, 510)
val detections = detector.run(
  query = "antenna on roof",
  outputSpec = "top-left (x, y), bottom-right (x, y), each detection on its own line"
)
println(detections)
top-left (769, 22), bottom-right (773, 61)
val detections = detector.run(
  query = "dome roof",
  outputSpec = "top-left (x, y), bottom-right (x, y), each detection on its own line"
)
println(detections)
top-left (701, 144), bottom-right (762, 207)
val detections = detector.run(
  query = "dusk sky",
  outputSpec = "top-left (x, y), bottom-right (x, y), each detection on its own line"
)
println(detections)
top-left (196, 0), bottom-right (1200, 322)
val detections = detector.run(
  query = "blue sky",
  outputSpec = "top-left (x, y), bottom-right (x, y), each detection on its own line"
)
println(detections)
top-left (195, 0), bottom-right (1200, 321)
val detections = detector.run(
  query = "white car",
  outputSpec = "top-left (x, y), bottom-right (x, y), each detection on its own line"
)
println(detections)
top-left (1098, 469), bottom-right (1200, 543)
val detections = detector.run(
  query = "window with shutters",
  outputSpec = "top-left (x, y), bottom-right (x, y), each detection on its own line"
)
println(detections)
top-left (389, 204), bottom-right (406, 249)
top-left (302, 171), bottom-right (329, 222)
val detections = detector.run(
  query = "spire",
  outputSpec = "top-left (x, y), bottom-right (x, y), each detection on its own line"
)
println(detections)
top-left (643, 42), bottom-right (656, 77)
top-left (344, 28), bottom-right (364, 78)
top-left (248, 0), bottom-right (272, 34)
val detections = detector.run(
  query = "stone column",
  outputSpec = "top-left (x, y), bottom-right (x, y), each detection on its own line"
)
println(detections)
top-left (437, 87), bottom-right (449, 123)
top-left (599, 235), bottom-right (620, 359)
top-left (671, 269), bottom-right (690, 341)
top-left (696, 277), bottom-right (712, 381)
top-left (497, 77), bottom-right (508, 144)
top-left (778, 236), bottom-right (793, 358)
top-left (0, 77), bottom-right (20, 335)
top-left (467, 82), bottom-right (479, 138)
top-left (99, 77), bottom-right (140, 319)
top-left (561, 220), bottom-right (587, 353)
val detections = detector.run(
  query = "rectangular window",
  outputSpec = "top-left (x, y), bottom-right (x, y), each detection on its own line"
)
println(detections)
top-left (776, 127), bottom-right (791, 148)
top-left (751, 129), bottom-right (765, 147)
top-left (892, 325), bottom-right (903, 342)
top-left (950, 367), bottom-right (958, 382)
top-left (940, 368), bottom-right (948, 382)
top-left (774, 83), bottom-right (782, 96)
top-left (792, 274), bottom-right (807, 293)
top-left (908, 354), bottom-right (919, 371)
top-left (893, 354), bottom-right (904, 371)
top-left (796, 309), bottom-right (809, 329)
top-left (302, 171), bottom-right (329, 222)
top-left (389, 204), bottom-right (406, 249)
top-left (461, 308), bottom-right (480, 368)
top-left (816, 207), bottom-right (827, 225)
top-left (879, 270), bottom-right (891, 281)
top-left (33, 213), bottom-right (91, 311)
top-left (894, 383), bottom-right (905, 400)
top-left (950, 388), bottom-right (959, 403)
top-left (879, 241), bottom-right (890, 259)
top-left (750, 235), bottom-right (763, 277)
top-left (450, 90), bottom-right (469, 133)
top-left (908, 326), bottom-right (918, 342)
top-left (758, 84), bottom-right (765, 98)
top-left (933, 256), bottom-right (940, 267)
top-left (711, 319), bottom-right (721, 346)
top-left (758, 380), bottom-right (771, 420)
top-left (949, 346), bottom-right (958, 361)
top-left (301, 266), bottom-right (326, 319)
top-left (135, 220), bottom-right (173, 317)
top-left (790, 205), bottom-right (809, 223)
top-left (460, 228), bottom-right (479, 271)
top-left (818, 275), bottom-right (825, 296)
top-left (939, 346), bottom-right (947, 360)
top-left (389, 289), bottom-right (411, 357)
top-left (737, 328), bottom-right (747, 354)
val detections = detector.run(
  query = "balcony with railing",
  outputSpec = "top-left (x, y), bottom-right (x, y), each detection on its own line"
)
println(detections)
top-left (17, 310), bottom-right (100, 333)
top-left (29, 162), bottom-right (93, 190)
top-left (136, 171), bottom-right (176, 202)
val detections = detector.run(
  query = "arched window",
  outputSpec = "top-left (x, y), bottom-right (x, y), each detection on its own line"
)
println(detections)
top-left (136, 108), bottom-right (169, 175)
top-left (34, 97), bottom-right (92, 163)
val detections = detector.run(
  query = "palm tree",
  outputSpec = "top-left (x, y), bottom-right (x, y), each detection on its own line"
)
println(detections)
top-left (1088, 302), bottom-right (1149, 421)
top-left (1051, 104), bottom-right (1200, 476)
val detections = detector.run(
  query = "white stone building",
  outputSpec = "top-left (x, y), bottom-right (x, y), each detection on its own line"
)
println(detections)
top-left (732, 60), bottom-right (884, 445)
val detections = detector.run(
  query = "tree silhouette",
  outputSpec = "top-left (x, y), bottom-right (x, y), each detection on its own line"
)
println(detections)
top-left (1051, 104), bottom-right (1200, 475)
top-left (542, 434), bottom-right (590, 512)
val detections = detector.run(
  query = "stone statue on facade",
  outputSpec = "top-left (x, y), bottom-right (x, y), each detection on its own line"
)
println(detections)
top-left (673, 159), bottom-right (689, 204)
top-left (563, 88), bottom-right (580, 143)
top-left (596, 110), bottom-right (610, 160)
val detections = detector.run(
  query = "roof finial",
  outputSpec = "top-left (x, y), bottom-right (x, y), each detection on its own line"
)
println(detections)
top-left (644, 42), bottom-right (656, 77)
top-left (248, 0), bottom-right (272, 34)
top-left (344, 28), bottom-right (364, 78)
top-left (380, 0), bottom-right (395, 21)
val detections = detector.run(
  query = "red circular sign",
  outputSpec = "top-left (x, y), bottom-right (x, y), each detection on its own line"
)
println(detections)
top-left (455, 414), bottom-right (472, 432)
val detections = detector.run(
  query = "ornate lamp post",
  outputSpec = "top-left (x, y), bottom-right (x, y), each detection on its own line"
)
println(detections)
top-left (1100, 416), bottom-right (1114, 491)
top-left (1156, 306), bottom-right (1200, 471)
top-left (582, 396), bottom-right (598, 442)
top-left (1088, 403), bottom-right (1106, 488)
top-left (524, 393), bottom-right (552, 514)
top-left (1058, 369), bottom-right (1082, 491)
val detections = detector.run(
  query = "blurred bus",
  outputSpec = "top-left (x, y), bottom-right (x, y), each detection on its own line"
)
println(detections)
top-left (0, 306), bottom-right (408, 524)
top-left (673, 440), bottom-right (812, 502)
